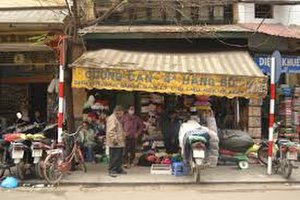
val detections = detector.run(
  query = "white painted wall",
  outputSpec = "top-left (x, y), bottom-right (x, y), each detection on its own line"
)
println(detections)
top-left (237, 3), bottom-right (300, 25)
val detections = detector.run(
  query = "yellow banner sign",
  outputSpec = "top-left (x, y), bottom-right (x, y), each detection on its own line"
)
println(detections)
top-left (72, 67), bottom-right (267, 99)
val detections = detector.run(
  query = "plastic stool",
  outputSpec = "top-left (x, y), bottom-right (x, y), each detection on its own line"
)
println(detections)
top-left (172, 162), bottom-right (187, 176)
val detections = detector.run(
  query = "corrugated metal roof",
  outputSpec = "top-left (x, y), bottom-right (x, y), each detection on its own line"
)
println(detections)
top-left (73, 49), bottom-right (264, 78)
top-left (239, 23), bottom-right (300, 39)
top-left (0, 9), bottom-right (67, 23)
top-left (0, 0), bottom-right (66, 8)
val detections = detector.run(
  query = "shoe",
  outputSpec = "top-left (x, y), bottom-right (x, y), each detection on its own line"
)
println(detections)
top-left (117, 169), bottom-right (127, 174)
top-left (108, 172), bottom-right (118, 178)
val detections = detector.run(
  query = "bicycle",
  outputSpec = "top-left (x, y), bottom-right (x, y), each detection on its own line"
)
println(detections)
top-left (43, 126), bottom-right (86, 184)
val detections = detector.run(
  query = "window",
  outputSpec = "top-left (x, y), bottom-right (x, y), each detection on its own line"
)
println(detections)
top-left (255, 4), bottom-right (273, 18)
top-left (213, 6), bottom-right (224, 21)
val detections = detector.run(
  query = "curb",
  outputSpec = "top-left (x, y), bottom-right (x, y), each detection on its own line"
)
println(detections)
top-left (19, 180), bottom-right (300, 187)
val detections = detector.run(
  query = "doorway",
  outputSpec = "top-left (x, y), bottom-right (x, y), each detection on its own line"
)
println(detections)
top-left (29, 84), bottom-right (48, 122)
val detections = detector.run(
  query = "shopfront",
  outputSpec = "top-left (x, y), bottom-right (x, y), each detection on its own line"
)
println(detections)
top-left (71, 48), bottom-right (267, 169)
top-left (0, 50), bottom-right (57, 124)
top-left (254, 54), bottom-right (300, 142)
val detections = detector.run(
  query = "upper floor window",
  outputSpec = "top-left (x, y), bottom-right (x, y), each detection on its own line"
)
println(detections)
top-left (255, 4), bottom-right (273, 18)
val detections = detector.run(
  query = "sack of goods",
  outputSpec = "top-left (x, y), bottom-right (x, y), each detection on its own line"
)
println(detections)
top-left (218, 129), bottom-right (254, 153)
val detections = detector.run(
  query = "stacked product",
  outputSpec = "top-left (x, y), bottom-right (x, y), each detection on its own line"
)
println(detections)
top-left (194, 96), bottom-right (219, 167)
top-left (248, 99), bottom-right (262, 140)
top-left (278, 85), bottom-right (297, 140)
top-left (292, 86), bottom-right (300, 141)
top-left (140, 93), bottom-right (165, 143)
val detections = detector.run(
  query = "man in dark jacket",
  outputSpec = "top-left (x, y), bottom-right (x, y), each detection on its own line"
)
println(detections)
top-left (161, 110), bottom-right (181, 154)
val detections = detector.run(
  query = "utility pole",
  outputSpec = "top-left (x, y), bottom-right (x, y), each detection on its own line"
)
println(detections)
top-left (64, 0), bottom-right (80, 133)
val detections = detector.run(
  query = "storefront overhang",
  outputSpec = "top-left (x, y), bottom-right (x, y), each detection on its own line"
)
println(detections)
top-left (79, 25), bottom-right (253, 40)
top-left (0, 43), bottom-right (52, 52)
top-left (71, 49), bottom-right (267, 99)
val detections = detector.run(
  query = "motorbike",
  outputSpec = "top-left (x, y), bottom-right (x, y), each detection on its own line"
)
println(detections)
top-left (0, 119), bottom-right (28, 179)
top-left (9, 113), bottom-right (46, 179)
top-left (218, 148), bottom-right (249, 169)
top-left (180, 123), bottom-right (210, 183)
top-left (0, 138), bottom-right (14, 179)
top-left (257, 122), bottom-right (299, 178)
top-left (30, 123), bottom-right (57, 178)
top-left (189, 137), bottom-right (208, 183)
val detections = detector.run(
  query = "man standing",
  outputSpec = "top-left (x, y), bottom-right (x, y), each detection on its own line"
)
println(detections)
top-left (106, 105), bottom-right (126, 177)
top-left (161, 110), bottom-right (181, 154)
top-left (122, 105), bottom-right (143, 168)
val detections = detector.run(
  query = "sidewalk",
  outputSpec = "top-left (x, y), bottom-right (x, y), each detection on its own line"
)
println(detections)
top-left (22, 162), bottom-right (300, 185)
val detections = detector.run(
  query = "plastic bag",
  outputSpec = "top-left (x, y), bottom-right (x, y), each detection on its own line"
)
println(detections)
top-left (219, 129), bottom-right (254, 152)
top-left (47, 78), bottom-right (56, 93)
top-left (0, 177), bottom-right (19, 188)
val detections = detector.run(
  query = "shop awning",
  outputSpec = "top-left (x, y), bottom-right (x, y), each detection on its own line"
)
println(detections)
top-left (71, 49), bottom-right (267, 99)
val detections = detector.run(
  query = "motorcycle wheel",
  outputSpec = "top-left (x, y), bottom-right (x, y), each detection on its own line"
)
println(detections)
top-left (35, 161), bottom-right (44, 179)
top-left (257, 146), bottom-right (268, 166)
top-left (16, 160), bottom-right (26, 180)
top-left (193, 165), bottom-right (201, 183)
top-left (238, 161), bottom-right (249, 169)
top-left (43, 153), bottom-right (63, 185)
top-left (281, 159), bottom-right (293, 179)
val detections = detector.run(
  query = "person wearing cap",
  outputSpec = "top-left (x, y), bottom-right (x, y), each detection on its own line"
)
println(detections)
top-left (106, 105), bottom-right (126, 177)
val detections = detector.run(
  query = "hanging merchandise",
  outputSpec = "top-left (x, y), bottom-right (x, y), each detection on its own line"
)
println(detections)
top-left (140, 92), bottom-right (164, 141)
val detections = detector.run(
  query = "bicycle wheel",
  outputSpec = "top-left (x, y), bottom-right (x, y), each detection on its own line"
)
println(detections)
top-left (43, 152), bottom-right (64, 184)
top-left (76, 148), bottom-right (87, 173)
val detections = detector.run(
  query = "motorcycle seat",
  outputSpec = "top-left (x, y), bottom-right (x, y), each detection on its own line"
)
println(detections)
top-left (277, 139), bottom-right (291, 146)
top-left (13, 139), bottom-right (25, 143)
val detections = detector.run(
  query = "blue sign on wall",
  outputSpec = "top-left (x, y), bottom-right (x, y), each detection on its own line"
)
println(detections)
top-left (254, 54), bottom-right (300, 74)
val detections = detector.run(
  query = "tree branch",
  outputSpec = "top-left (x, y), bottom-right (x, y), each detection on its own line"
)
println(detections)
top-left (85, 0), bottom-right (128, 26)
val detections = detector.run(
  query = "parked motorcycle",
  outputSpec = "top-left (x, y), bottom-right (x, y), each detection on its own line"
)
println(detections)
top-left (31, 123), bottom-right (57, 178)
top-left (257, 122), bottom-right (299, 178)
top-left (189, 137), bottom-right (208, 183)
top-left (0, 138), bottom-right (14, 179)
top-left (218, 148), bottom-right (249, 169)
top-left (258, 139), bottom-right (299, 178)
top-left (9, 113), bottom-right (46, 179)
top-left (0, 119), bottom-right (29, 179)
top-left (180, 122), bottom-right (210, 183)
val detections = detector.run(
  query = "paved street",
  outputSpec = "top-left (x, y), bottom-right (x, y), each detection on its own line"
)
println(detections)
top-left (20, 162), bottom-right (300, 185)
top-left (1, 184), bottom-right (300, 200)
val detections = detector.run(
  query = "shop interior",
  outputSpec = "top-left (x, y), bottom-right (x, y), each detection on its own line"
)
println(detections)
top-left (81, 89), bottom-right (250, 171)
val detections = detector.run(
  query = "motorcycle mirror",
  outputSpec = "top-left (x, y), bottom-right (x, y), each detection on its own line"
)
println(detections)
top-left (16, 112), bottom-right (22, 119)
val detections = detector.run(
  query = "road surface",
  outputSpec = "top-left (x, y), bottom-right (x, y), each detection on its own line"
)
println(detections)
top-left (1, 183), bottom-right (300, 200)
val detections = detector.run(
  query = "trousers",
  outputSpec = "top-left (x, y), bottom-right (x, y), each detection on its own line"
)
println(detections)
top-left (108, 147), bottom-right (124, 173)
top-left (124, 138), bottom-right (136, 165)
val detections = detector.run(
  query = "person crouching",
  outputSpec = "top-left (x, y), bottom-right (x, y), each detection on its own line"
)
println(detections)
top-left (79, 121), bottom-right (96, 163)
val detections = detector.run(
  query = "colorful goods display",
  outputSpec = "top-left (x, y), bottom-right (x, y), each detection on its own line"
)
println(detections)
top-left (278, 85), bottom-right (299, 141)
